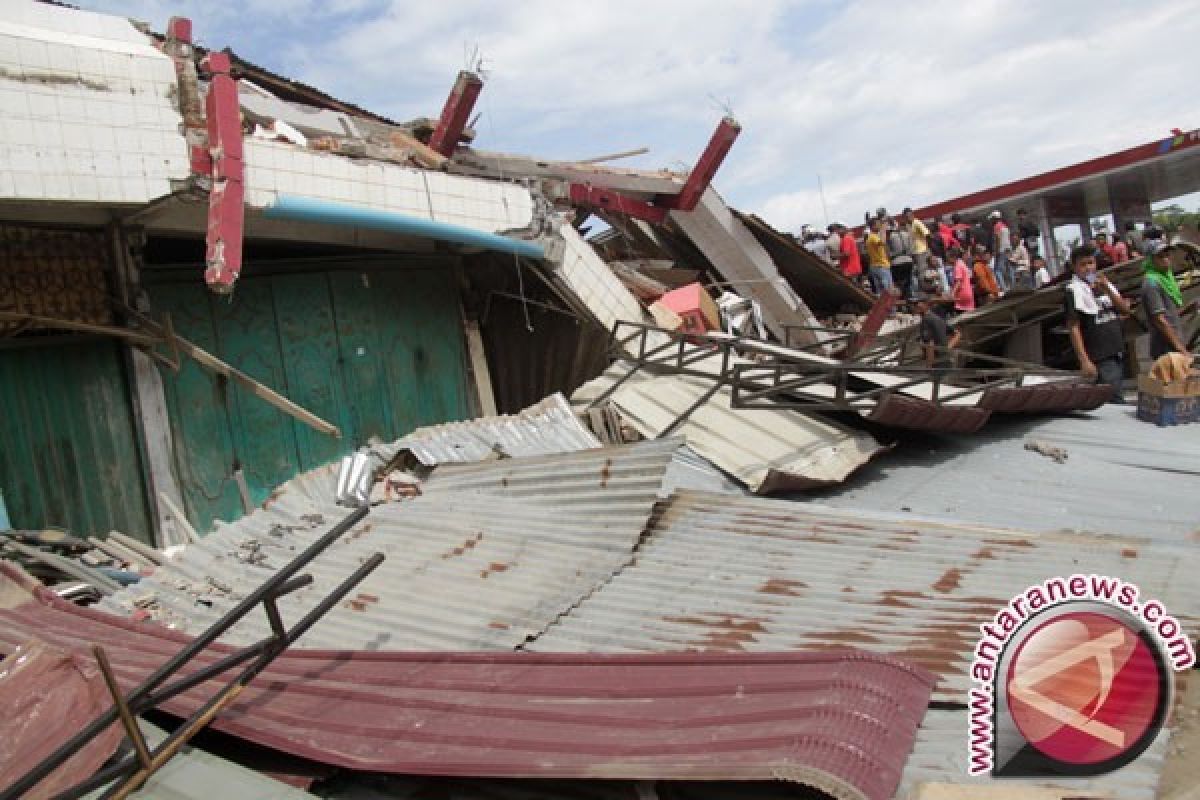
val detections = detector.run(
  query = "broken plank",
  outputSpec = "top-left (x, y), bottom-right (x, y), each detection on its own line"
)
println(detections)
top-left (159, 491), bottom-right (200, 544)
top-left (2, 539), bottom-right (123, 594)
top-left (87, 536), bottom-right (147, 570)
top-left (167, 329), bottom-right (342, 438)
top-left (387, 129), bottom-right (448, 169)
top-left (106, 531), bottom-right (164, 567)
top-left (578, 147), bottom-right (649, 164)
top-left (0, 312), bottom-right (160, 347)
top-left (450, 148), bottom-right (684, 195)
top-left (463, 320), bottom-right (497, 417)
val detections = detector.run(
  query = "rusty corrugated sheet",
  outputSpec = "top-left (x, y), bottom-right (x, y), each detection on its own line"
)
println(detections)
top-left (529, 490), bottom-right (1200, 703)
top-left (97, 439), bottom-right (678, 650)
top-left (572, 366), bottom-right (885, 493)
top-left (978, 380), bottom-right (1112, 413)
top-left (0, 638), bottom-right (124, 798)
top-left (0, 565), bottom-right (934, 800)
top-left (866, 394), bottom-right (990, 434)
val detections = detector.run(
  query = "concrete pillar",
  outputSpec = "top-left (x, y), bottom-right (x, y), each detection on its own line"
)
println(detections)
top-left (1035, 197), bottom-right (1060, 274)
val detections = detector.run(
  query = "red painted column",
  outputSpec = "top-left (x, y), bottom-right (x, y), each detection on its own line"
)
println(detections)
top-left (428, 71), bottom-right (483, 157)
top-left (200, 52), bottom-right (245, 293)
top-left (660, 116), bottom-right (741, 211)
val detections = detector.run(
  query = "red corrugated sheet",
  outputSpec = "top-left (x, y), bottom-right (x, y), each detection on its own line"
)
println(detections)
top-left (0, 638), bottom-right (124, 798)
top-left (979, 382), bottom-right (1112, 413)
top-left (0, 565), bottom-right (933, 800)
top-left (866, 393), bottom-right (990, 434)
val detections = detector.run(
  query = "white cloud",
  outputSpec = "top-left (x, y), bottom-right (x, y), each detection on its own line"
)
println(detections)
top-left (78, 0), bottom-right (1200, 232)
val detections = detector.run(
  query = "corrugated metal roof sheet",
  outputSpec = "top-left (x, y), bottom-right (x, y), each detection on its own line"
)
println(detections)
top-left (897, 710), bottom-right (1169, 800)
top-left (529, 490), bottom-right (1200, 703)
top-left (393, 393), bottom-right (600, 465)
top-left (96, 439), bottom-right (678, 650)
top-left (800, 402), bottom-right (1200, 540)
top-left (0, 566), bottom-right (934, 800)
top-left (573, 366), bottom-right (884, 493)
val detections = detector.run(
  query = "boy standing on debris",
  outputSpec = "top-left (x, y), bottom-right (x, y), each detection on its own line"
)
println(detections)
top-left (1065, 245), bottom-right (1130, 402)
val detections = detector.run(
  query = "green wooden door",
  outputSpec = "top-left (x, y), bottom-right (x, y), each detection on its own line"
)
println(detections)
top-left (148, 264), bottom-right (470, 534)
top-left (0, 340), bottom-right (152, 542)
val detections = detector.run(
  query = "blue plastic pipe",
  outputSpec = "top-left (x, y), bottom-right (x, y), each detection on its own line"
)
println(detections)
top-left (262, 195), bottom-right (546, 260)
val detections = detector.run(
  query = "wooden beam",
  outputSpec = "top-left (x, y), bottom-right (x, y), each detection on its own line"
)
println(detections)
top-left (578, 147), bottom-right (649, 164)
top-left (388, 128), bottom-right (449, 170)
top-left (0, 312), bottom-right (160, 346)
top-left (462, 319), bottom-right (497, 417)
top-left (450, 148), bottom-right (684, 195)
top-left (170, 329), bottom-right (342, 438)
top-left (116, 304), bottom-right (342, 439)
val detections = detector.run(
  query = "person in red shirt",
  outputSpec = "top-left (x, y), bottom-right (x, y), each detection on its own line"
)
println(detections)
top-left (937, 217), bottom-right (957, 252)
top-left (948, 246), bottom-right (974, 314)
top-left (1111, 234), bottom-right (1129, 264)
top-left (835, 224), bottom-right (863, 279)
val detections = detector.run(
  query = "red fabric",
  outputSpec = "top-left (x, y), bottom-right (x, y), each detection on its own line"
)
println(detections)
top-left (840, 232), bottom-right (863, 276)
top-left (952, 259), bottom-right (975, 311)
top-left (1113, 241), bottom-right (1129, 262)
top-left (938, 223), bottom-right (957, 250)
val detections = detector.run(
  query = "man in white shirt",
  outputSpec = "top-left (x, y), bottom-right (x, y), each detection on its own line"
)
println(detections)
top-left (1033, 256), bottom-right (1052, 289)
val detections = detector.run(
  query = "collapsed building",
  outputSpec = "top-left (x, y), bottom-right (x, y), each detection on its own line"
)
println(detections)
top-left (0, 3), bottom-right (1198, 800)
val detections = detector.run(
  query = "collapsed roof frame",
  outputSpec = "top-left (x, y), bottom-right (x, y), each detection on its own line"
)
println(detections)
top-left (586, 321), bottom-right (1104, 435)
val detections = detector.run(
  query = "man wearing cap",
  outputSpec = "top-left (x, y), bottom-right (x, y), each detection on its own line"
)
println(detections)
top-left (825, 224), bottom-right (843, 268)
top-left (1065, 245), bottom-right (1130, 402)
top-left (801, 224), bottom-right (831, 263)
top-left (990, 211), bottom-right (1013, 291)
top-left (1141, 241), bottom-right (1195, 358)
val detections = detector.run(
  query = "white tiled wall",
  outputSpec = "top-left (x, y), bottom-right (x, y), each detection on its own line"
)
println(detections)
top-left (556, 223), bottom-right (655, 339)
top-left (0, 2), bottom-right (190, 204)
top-left (243, 139), bottom-right (536, 234)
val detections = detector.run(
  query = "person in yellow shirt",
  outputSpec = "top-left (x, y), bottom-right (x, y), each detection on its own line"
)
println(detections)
top-left (903, 208), bottom-right (930, 302)
top-left (865, 217), bottom-right (893, 294)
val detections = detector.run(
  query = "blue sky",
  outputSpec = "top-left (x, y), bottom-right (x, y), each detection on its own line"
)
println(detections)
top-left (79, 0), bottom-right (1200, 230)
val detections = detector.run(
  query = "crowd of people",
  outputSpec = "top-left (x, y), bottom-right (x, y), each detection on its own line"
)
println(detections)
top-left (798, 206), bottom-right (1134, 309)
top-left (797, 209), bottom-right (1192, 402)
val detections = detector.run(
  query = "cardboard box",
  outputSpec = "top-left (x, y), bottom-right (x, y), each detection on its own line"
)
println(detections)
top-left (1137, 391), bottom-right (1198, 426)
top-left (658, 283), bottom-right (721, 332)
top-left (1137, 374), bottom-right (1200, 399)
